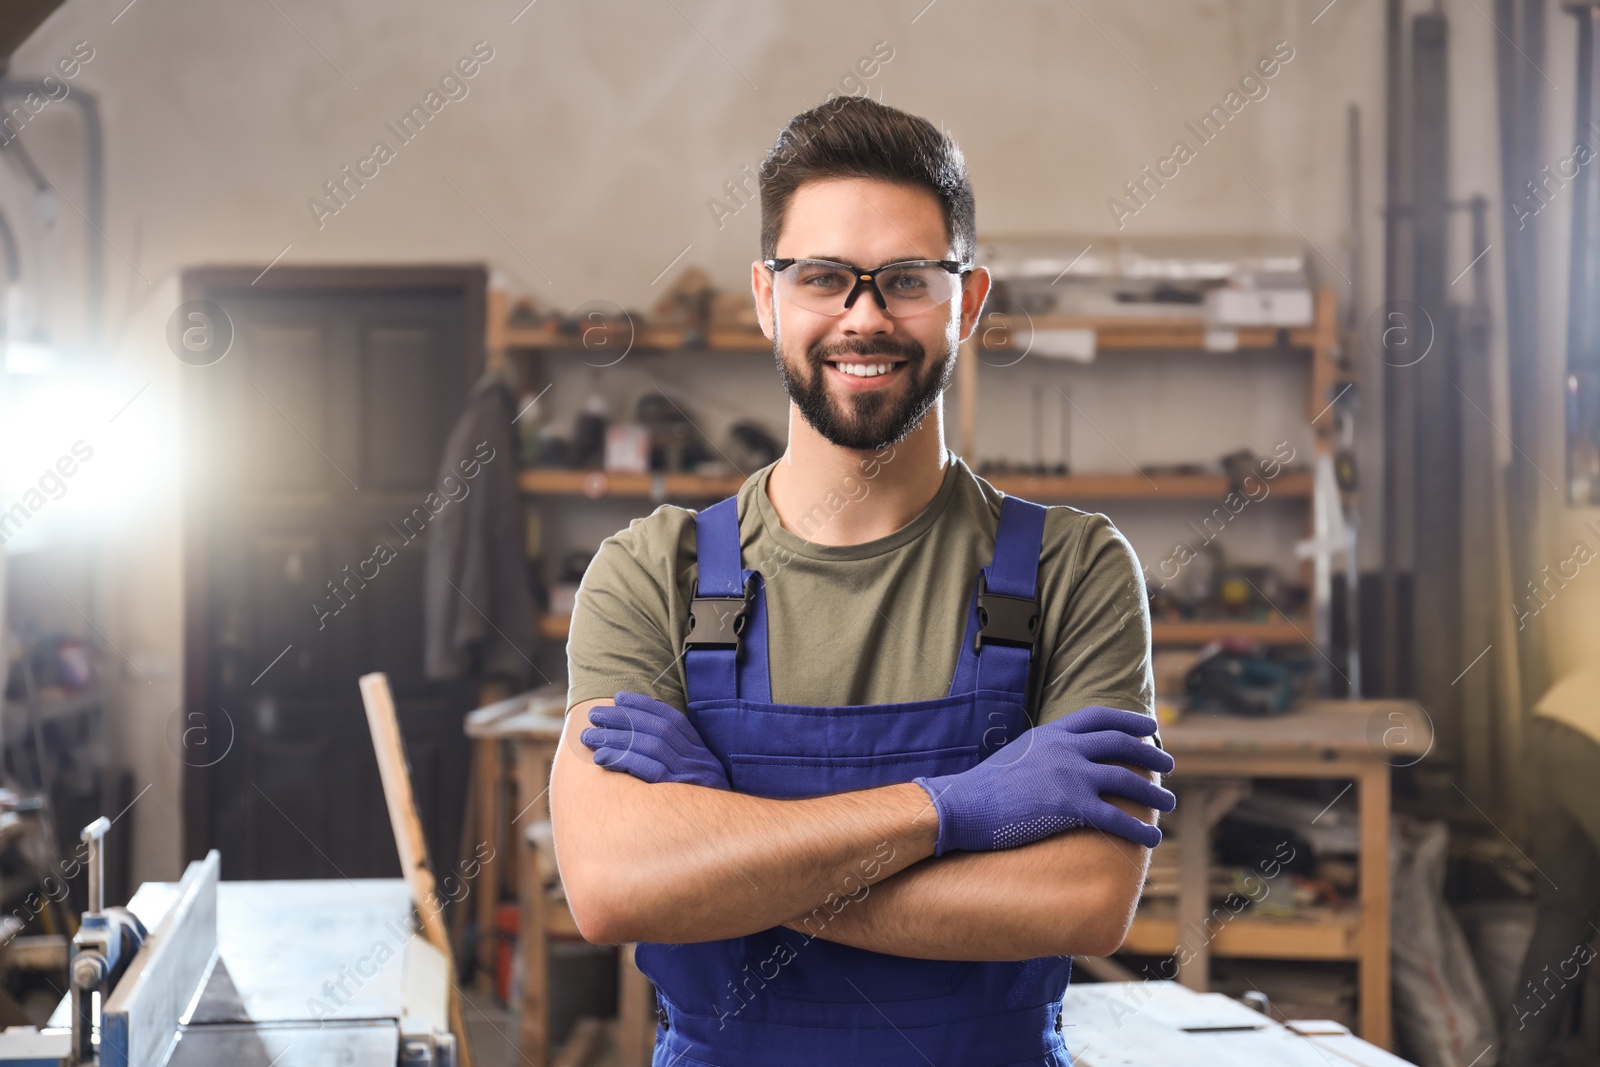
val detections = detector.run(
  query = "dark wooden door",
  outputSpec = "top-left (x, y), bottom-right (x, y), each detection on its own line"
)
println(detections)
top-left (181, 267), bottom-right (484, 880)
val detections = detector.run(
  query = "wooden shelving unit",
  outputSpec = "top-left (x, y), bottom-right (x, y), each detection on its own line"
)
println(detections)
top-left (962, 290), bottom-right (1348, 440)
top-left (976, 313), bottom-right (1326, 354)
top-left (955, 288), bottom-right (1349, 652)
top-left (493, 282), bottom-right (1394, 1050)
top-left (501, 285), bottom-right (1348, 653)
top-left (488, 288), bottom-right (771, 355)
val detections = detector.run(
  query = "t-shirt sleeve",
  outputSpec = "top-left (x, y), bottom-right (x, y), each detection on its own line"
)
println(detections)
top-left (1035, 512), bottom-right (1160, 747)
top-left (564, 511), bottom-right (690, 715)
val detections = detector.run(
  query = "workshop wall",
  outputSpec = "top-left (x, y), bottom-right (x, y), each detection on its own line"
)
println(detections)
top-left (0, 0), bottom-right (1537, 885)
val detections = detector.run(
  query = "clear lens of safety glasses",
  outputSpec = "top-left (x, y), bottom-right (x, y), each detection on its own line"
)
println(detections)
top-left (771, 259), bottom-right (966, 318)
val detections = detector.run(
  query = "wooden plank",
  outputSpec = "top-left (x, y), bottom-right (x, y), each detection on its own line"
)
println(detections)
top-left (519, 468), bottom-right (1314, 503)
top-left (1151, 618), bottom-right (1314, 645)
top-left (489, 289), bottom-right (1334, 358)
top-left (486, 287), bottom-right (509, 356)
top-left (357, 673), bottom-right (475, 1067)
top-left (1356, 763), bottom-right (1392, 1049)
top-left (616, 943), bottom-right (655, 1067)
top-left (1124, 911), bottom-right (1363, 961)
top-left (470, 736), bottom-right (502, 997)
top-left (512, 739), bottom-right (564, 1062)
top-left (1156, 700), bottom-right (1431, 758)
top-left (988, 472), bottom-right (1313, 500)
top-left (518, 469), bottom-right (747, 499)
top-left (519, 820), bottom-right (551, 1063)
top-left (1306, 288), bottom-right (1341, 427)
top-left (979, 316), bottom-right (1323, 353)
top-left (1174, 783), bottom-right (1212, 989)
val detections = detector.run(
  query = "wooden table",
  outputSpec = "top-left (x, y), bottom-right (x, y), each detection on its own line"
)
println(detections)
top-left (1125, 699), bottom-right (1433, 1053)
top-left (464, 687), bottom-right (655, 1066)
top-left (467, 692), bottom-right (1428, 1059)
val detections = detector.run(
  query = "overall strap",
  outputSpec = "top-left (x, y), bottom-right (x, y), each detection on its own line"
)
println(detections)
top-left (684, 495), bottom-right (772, 704)
top-left (951, 495), bottom-right (1049, 702)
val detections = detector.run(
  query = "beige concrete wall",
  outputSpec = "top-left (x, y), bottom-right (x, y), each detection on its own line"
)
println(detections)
top-left (4, 0), bottom-right (1538, 884)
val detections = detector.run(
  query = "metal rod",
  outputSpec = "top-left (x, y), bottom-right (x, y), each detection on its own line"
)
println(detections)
top-left (1380, 0), bottom-right (1406, 697)
top-left (81, 817), bottom-right (109, 915)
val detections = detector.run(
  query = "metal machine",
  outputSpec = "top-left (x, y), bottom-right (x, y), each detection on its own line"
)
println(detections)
top-left (0, 820), bottom-right (456, 1067)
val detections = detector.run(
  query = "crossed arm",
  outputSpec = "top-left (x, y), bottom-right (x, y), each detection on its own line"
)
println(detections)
top-left (549, 697), bottom-right (1157, 959)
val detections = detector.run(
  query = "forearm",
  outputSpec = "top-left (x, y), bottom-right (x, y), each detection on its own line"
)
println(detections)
top-left (782, 776), bottom-right (1158, 960)
top-left (550, 705), bottom-right (940, 945)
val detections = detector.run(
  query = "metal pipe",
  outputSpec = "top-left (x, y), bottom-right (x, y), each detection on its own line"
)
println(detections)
top-left (0, 76), bottom-right (105, 348)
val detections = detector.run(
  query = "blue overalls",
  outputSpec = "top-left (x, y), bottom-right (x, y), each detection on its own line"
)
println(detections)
top-left (634, 491), bottom-right (1074, 1066)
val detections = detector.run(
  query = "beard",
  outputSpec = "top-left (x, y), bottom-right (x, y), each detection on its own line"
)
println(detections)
top-left (773, 327), bottom-right (954, 451)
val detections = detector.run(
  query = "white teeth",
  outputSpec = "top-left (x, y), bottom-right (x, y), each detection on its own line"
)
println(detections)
top-left (834, 362), bottom-right (894, 378)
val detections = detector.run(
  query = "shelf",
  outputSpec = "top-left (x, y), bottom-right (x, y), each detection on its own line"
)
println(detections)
top-left (538, 613), bottom-right (1313, 647)
top-left (1151, 618), bottom-right (1312, 645)
top-left (1122, 907), bottom-right (1363, 961)
top-left (499, 318), bottom-right (1320, 355)
top-left (519, 469), bottom-right (746, 499)
top-left (496, 322), bottom-right (770, 354)
top-left (985, 471), bottom-right (1312, 500)
top-left (978, 314), bottom-right (1322, 353)
top-left (484, 289), bottom-right (1335, 357)
top-left (520, 469), bottom-right (1314, 503)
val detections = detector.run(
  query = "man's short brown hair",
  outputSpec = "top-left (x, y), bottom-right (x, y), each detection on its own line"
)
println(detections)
top-left (758, 97), bottom-right (976, 265)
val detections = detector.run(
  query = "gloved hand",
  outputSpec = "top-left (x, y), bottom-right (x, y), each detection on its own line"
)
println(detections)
top-left (579, 691), bottom-right (730, 789)
top-left (914, 705), bottom-right (1176, 854)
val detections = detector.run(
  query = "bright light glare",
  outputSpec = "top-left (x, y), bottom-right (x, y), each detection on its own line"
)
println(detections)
top-left (3, 339), bottom-right (57, 375)
top-left (0, 366), bottom-right (175, 553)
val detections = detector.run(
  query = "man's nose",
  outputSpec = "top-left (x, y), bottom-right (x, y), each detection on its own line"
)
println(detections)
top-left (837, 280), bottom-right (894, 334)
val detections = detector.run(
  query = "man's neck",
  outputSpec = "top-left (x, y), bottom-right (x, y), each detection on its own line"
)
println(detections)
top-left (765, 400), bottom-right (950, 547)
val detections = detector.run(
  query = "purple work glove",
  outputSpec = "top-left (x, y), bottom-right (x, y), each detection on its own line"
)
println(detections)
top-left (579, 691), bottom-right (731, 789)
top-left (914, 705), bottom-right (1176, 855)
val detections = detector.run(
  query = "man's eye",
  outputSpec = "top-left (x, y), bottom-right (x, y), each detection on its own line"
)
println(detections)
top-left (886, 274), bottom-right (930, 292)
top-left (798, 271), bottom-right (848, 289)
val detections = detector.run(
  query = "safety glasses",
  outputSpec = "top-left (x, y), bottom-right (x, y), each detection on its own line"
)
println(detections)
top-left (764, 257), bottom-right (971, 318)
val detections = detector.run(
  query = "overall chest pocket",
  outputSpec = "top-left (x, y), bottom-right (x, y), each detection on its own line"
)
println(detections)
top-left (691, 693), bottom-right (1031, 795)
top-left (725, 745), bottom-right (977, 798)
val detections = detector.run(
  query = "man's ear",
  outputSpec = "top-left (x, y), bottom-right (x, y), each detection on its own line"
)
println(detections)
top-left (751, 260), bottom-right (776, 340)
top-left (956, 266), bottom-right (992, 345)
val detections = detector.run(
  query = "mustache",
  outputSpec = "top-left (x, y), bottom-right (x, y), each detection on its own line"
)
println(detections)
top-left (809, 336), bottom-right (924, 364)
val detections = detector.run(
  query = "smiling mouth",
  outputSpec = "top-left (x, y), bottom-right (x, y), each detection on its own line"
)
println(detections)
top-left (825, 359), bottom-right (906, 379)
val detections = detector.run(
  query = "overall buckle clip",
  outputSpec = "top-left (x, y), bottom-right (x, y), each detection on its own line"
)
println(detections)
top-left (685, 577), bottom-right (754, 654)
top-left (974, 573), bottom-right (1041, 660)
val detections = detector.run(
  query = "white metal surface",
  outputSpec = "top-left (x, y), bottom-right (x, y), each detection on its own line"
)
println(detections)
top-left (99, 852), bottom-right (221, 1067)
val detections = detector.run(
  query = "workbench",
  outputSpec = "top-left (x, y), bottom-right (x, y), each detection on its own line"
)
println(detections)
top-left (1128, 699), bottom-right (1432, 1052)
top-left (466, 691), bottom-right (1429, 1061)
top-left (1060, 981), bottom-right (1415, 1065)
top-left (464, 686), bottom-right (654, 1066)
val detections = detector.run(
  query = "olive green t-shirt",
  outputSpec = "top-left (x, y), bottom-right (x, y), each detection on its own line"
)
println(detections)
top-left (566, 450), bottom-right (1157, 739)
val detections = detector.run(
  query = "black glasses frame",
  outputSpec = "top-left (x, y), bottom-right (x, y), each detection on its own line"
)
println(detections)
top-left (763, 257), bottom-right (973, 314)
